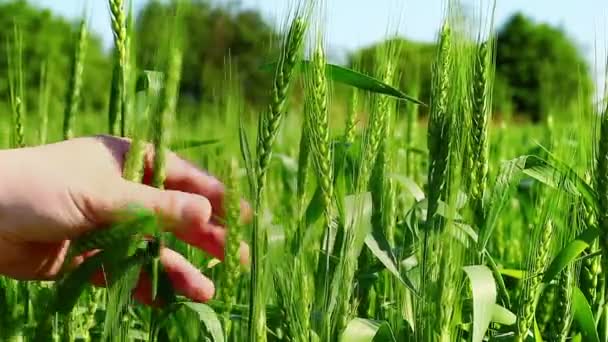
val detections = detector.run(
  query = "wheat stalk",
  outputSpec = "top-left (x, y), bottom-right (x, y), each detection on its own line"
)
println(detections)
top-left (249, 15), bottom-right (306, 342)
top-left (359, 50), bottom-right (396, 318)
top-left (515, 220), bottom-right (554, 342)
top-left (152, 45), bottom-right (182, 189)
top-left (255, 17), bottom-right (306, 187)
top-left (425, 23), bottom-right (452, 229)
top-left (469, 41), bottom-right (493, 228)
top-left (418, 23), bottom-right (452, 340)
top-left (7, 24), bottom-right (26, 148)
top-left (38, 61), bottom-right (51, 145)
top-left (63, 19), bottom-right (88, 140)
top-left (405, 59), bottom-right (420, 179)
top-left (108, 0), bottom-right (128, 136)
top-left (596, 56), bottom-right (608, 334)
top-left (219, 158), bottom-right (242, 338)
top-left (551, 266), bottom-right (574, 342)
top-left (579, 184), bottom-right (601, 308)
top-left (344, 88), bottom-right (358, 144)
top-left (307, 36), bottom-right (335, 336)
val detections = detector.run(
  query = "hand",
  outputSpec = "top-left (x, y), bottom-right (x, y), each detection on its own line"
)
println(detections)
top-left (0, 135), bottom-right (250, 304)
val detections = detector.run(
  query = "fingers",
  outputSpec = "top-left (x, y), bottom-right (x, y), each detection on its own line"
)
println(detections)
top-left (113, 180), bottom-right (212, 231)
top-left (111, 180), bottom-right (249, 264)
top-left (155, 248), bottom-right (215, 303)
top-left (91, 247), bottom-right (215, 304)
top-left (96, 135), bottom-right (250, 265)
top-left (173, 219), bottom-right (250, 265)
top-left (147, 152), bottom-right (252, 224)
top-left (95, 135), bottom-right (251, 223)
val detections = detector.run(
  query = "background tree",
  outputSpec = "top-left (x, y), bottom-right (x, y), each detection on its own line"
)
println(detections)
top-left (350, 12), bottom-right (593, 122)
top-left (496, 12), bottom-right (592, 122)
top-left (134, 0), bottom-right (279, 110)
top-left (0, 2), bottom-right (593, 125)
top-left (349, 38), bottom-right (435, 116)
top-left (0, 0), bottom-right (110, 117)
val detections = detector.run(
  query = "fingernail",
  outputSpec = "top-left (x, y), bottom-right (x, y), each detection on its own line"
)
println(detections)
top-left (175, 194), bottom-right (212, 229)
top-left (194, 276), bottom-right (215, 302)
top-left (208, 177), bottom-right (224, 192)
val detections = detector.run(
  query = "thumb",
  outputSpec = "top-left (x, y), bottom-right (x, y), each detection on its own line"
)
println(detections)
top-left (112, 180), bottom-right (213, 233)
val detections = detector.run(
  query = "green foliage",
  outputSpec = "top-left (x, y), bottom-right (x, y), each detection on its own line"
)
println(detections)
top-left (496, 12), bottom-right (593, 121)
top-left (0, 0), bottom-right (110, 120)
top-left (134, 0), bottom-right (278, 111)
top-left (352, 12), bottom-right (593, 123)
top-left (3, 1), bottom-right (608, 341)
top-left (350, 37), bottom-right (433, 115)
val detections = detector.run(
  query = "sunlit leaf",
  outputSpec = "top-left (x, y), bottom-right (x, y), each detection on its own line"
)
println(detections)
top-left (340, 318), bottom-right (396, 342)
top-left (390, 174), bottom-right (425, 202)
top-left (238, 118), bottom-right (256, 198)
top-left (180, 302), bottom-right (225, 342)
top-left (572, 286), bottom-right (600, 342)
top-left (463, 265), bottom-right (496, 342)
top-left (497, 268), bottom-right (526, 280)
top-left (490, 304), bottom-right (516, 325)
top-left (262, 61), bottom-right (426, 105)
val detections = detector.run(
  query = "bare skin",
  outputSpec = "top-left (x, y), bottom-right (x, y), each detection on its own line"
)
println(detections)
top-left (0, 135), bottom-right (250, 304)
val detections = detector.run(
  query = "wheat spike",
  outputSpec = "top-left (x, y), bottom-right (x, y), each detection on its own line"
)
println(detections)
top-left (63, 19), bottom-right (88, 140)
top-left (108, 0), bottom-right (128, 136)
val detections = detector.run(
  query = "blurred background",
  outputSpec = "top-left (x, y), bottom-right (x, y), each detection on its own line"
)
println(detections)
top-left (4, 0), bottom-right (608, 126)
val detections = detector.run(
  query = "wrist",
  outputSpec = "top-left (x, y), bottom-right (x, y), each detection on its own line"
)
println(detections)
top-left (0, 148), bottom-right (25, 228)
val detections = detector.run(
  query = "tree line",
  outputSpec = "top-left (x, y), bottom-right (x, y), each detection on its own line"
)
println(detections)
top-left (0, 0), bottom-right (592, 123)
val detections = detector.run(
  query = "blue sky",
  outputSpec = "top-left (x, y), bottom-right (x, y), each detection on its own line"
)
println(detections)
top-left (31, 0), bottom-right (608, 91)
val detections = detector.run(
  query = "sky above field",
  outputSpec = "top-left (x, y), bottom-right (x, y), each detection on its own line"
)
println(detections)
top-left (31, 0), bottom-right (608, 95)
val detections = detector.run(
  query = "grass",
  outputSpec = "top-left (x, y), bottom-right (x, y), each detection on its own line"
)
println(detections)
top-left (2, 0), bottom-right (608, 341)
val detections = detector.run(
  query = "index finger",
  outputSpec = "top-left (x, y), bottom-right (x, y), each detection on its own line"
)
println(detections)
top-left (143, 149), bottom-right (251, 223)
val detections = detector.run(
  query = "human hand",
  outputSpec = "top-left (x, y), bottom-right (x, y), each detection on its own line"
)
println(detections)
top-left (0, 135), bottom-right (249, 304)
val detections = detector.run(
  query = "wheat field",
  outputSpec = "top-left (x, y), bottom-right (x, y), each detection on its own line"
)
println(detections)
top-left (0, 0), bottom-right (607, 341)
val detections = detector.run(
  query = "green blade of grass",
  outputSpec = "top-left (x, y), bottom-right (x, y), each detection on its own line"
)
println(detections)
top-left (572, 286), bottom-right (600, 342)
top-left (238, 117), bottom-right (256, 198)
top-left (496, 268), bottom-right (526, 280)
top-left (542, 227), bottom-right (599, 284)
top-left (484, 252), bottom-right (512, 307)
top-left (534, 317), bottom-right (543, 342)
top-left (522, 155), bottom-right (598, 212)
top-left (170, 138), bottom-right (220, 151)
top-left (491, 304), bottom-right (516, 325)
top-left (261, 61), bottom-right (426, 105)
top-left (364, 230), bottom-right (417, 295)
top-left (481, 156), bottom-right (528, 250)
top-left (53, 251), bottom-right (106, 314)
top-left (179, 302), bottom-right (225, 342)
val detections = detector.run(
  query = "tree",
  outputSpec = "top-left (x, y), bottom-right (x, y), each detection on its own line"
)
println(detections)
top-left (351, 13), bottom-right (592, 122)
top-left (0, 0), bottom-right (111, 117)
top-left (496, 13), bottom-right (592, 121)
top-left (348, 37), bottom-right (435, 115)
top-left (134, 0), bottom-right (279, 109)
